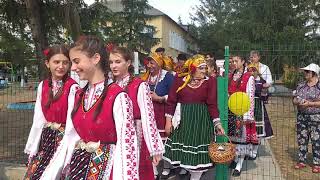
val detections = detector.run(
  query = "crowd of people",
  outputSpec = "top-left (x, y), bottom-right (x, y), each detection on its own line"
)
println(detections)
top-left (24, 35), bottom-right (279, 180)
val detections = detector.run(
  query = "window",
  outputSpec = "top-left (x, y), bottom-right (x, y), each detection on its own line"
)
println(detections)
top-left (169, 31), bottom-right (187, 53)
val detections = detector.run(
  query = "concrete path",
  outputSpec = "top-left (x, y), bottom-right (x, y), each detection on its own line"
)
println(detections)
top-left (161, 139), bottom-right (283, 180)
top-left (0, 139), bottom-right (282, 180)
top-left (0, 163), bottom-right (26, 180)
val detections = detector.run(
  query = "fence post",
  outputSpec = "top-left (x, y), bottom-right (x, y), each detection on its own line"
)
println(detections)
top-left (216, 46), bottom-right (230, 180)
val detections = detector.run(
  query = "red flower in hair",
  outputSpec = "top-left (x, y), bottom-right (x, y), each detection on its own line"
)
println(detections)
top-left (143, 58), bottom-right (149, 67)
top-left (43, 49), bottom-right (50, 56)
top-left (106, 43), bottom-right (114, 52)
top-left (190, 64), bottom-right (197, 74)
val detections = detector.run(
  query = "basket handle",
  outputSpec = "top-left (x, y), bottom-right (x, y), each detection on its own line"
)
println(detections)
top-left (212, 134), bottom-right (232, 144)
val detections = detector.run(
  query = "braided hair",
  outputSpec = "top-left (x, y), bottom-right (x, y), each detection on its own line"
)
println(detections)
top-left (44, 44), bottom-right (70, 108)
top-left (229, 55), bottom-right (248, 89)
top-left (70, 36), bottom-right (109, 120)
top-left (109, 46), bottom-right (135, 91)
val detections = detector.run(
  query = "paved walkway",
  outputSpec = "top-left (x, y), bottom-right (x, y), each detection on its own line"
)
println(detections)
top-left (162, 139), bottom-right (283, 180)
top-left (0, 163), bottom-right (25, 180)
top-left (1, 139), bottom-right (282, 180)
top-left (230, 139), bottom-right (283, 180)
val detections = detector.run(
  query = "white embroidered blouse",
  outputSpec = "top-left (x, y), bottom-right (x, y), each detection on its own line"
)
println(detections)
top-left (116, 75), bottom-right (165, 156)
top-left (41, 81), bottom-right (139, 180)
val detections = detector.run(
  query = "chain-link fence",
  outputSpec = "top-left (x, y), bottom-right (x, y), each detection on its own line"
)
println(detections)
top-left (229, 44), bottom-right (320, 180)
top-left (1, 45), bottom-right (320, 180)
top-left (0, 80), bottom-right (37, 164)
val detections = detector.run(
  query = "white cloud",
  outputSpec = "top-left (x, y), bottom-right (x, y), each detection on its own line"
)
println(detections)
top-left (148, 0), bottom-right (200, 24)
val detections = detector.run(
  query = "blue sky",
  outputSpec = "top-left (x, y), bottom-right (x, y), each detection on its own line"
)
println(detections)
top-left (84, 0), bottom-right (200, 24)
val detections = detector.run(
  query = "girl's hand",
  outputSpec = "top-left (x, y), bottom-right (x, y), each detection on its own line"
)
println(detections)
top-left (165, 119), bottom-right (173, 136)
top-left (150, 92), bottom-right (164, 103)
top-left (152, 154), bottom-right (162, 166)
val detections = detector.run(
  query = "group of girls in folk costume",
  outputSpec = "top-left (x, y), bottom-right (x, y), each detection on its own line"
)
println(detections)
top-left (26, 36), bottom-right (140, 180)
top-left (24, 44), bottom-right (79, 179)
top-left (108, 46), bottom-right (164, 179)
top-left (228, 55), bottom-right (258, 176)
top-left (163, 55), bottom-right (225, 180)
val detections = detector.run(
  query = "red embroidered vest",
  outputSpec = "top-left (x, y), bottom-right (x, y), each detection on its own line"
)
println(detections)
top-left (41, 77), bottom-right (76, 124)
top-left (228, 72), bottom-right (252, 94)
top-left (126, 77), bottom-right (143, 120)
top-left (72, 83), bottom-right (123, 143)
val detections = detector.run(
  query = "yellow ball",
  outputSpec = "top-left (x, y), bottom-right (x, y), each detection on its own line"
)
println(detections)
top-left (228, 92), bottom-right (250, 116)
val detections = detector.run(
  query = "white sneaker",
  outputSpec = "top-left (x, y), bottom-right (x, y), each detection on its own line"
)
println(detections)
top-left (162, 169), bottom-right (170, 176)
top-left (179, 168), bottom-right (187, 175)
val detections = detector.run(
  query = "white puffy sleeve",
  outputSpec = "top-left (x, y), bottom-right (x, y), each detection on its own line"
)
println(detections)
top-left (112, 92), bottom-right (139, 180)
top-left (137, 82), bottom-right (164, 156)
top-left (40, 84), bottom-right (81, 179)
top-left (243, 76), bottom-right (255, 121)
top-left (24, 81), bottom-right (46, 158)
top-left (261, 64), bottom-right (273, 85)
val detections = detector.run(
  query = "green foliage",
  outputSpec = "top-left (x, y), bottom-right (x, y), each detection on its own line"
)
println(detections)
top-left (283, 68), bottom-right (304, 90)
top-left (108, 0), bottom-right (159, 52)
top-left (191, 0), bottom-right (320, 58)
top-left (80, 2), bottom-right (112, 39)
top-left (0, 0), bottom-right (32, 64)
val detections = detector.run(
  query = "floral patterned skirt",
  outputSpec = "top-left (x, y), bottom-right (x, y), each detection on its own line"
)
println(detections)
top-left (228, 114), bottom-right (258, 145)
top-left (63, 143), bottom-right (115, 180)
top-left (25, 126), bottom-right (65, 180)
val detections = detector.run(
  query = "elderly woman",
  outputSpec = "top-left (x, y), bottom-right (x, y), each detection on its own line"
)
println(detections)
top-left (164, 55), bottom-right (224, 180)
top-left (141, 53), bottom-right (174, 141)
top-left (141, 53), bottom-right (174, 178)
top-left (293, 63), bottom-right (320, 173)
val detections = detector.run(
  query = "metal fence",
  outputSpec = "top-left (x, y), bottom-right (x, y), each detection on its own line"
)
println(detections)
top-left (228, 44), bottom-right (320, 180)
top-left (0, 80), bottom-right (37, 164)
top-left (0, 45), bottom-right (320, 180)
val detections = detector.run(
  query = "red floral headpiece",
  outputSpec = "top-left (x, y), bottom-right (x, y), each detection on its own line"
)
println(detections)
top-left (106, 43), bottom-right (114, 52)
top-left (43, 48), bottom-right (50, 57)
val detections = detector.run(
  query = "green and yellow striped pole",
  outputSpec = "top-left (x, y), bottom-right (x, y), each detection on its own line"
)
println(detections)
top-left (216, 46), bottom-right (230, 180)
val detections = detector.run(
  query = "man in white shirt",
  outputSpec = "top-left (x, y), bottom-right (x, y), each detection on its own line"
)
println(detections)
top-left (250, 51), bottom-right (273, 87)
top-left (248, 50), bottom-right (274, 160)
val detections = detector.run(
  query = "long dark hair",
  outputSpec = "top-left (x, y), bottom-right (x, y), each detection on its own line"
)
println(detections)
top-left (70, 36), bottom-right (109, 120)
top-left (109, 46), bottom-right (135, 91)
top-left (44, 44), bottom-right (69, 108)
top-left (229, 55), bottom-right (248, 88)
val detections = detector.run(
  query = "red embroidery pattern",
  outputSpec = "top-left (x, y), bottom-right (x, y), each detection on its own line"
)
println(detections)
top-left (144, 84), bottom-right (161, 151)
top-left (123, 93), bottom-right (138, 180)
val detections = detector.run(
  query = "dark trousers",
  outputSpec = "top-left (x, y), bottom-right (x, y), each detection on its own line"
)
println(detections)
top-left (297, 114), bottom-right (320, 165)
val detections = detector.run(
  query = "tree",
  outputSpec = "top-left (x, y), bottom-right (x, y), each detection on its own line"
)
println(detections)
top-left (178, 15), bottom-right (183, 25)
top-left (1, 0), bottom-right (85, 79)
top-left (79, 2), bottom-right (113, 39)
top-left (0, 0), bottom-right (33, 80)
top-left (108, 0), bottom-right (159, 53)
top-left (191, 0), bottom-right (320, 58)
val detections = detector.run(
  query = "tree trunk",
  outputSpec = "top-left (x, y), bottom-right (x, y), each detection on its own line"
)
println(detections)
top-left (25, 0), bottom-right (48, 80)
top-left (64, 0), bottom-right (81, 41)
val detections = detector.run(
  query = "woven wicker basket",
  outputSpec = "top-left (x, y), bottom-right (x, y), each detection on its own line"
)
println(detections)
top-left (208, 135), bottom-right (236, 164)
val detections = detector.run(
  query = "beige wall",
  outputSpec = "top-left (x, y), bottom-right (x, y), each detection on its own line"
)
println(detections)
top-left (147, 15), bottom-right (197, 60)
top-left (147, 16), bottom-right (163, 51)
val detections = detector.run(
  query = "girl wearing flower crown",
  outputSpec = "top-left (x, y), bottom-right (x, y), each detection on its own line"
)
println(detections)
top-left (41, 36), bottom-right (139, 179)
top-left (109, 46), bottom-right (164, 179)
top-left (24, 44), bottom-right (79, 179)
